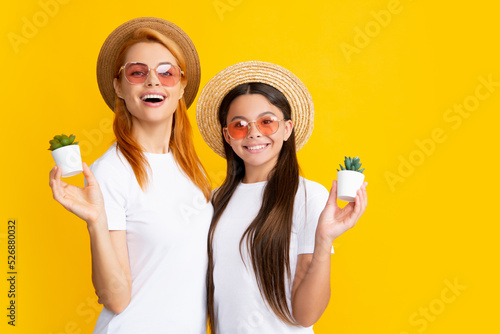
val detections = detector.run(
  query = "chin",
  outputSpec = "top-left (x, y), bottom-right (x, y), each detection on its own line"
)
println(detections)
top-left (241, 154), bottom-right (276, 168)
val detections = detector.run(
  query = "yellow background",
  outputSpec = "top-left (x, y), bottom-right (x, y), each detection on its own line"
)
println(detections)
top-left (1, 0), bottom-right (499, 333)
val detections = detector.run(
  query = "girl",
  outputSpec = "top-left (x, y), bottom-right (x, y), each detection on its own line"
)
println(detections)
top-left (49, 18), bottom-right (212, 333)
top-left (196, 61), bottom-right (368, 333)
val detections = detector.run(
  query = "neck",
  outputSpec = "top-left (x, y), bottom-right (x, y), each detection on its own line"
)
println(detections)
top-left (131, 116), bottom-right (173, 154)
top-left (242, 158), bottom-right (277, 183)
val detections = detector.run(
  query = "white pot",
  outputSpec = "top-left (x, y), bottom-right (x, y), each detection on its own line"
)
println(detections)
top-left (51, 145), bottom-right (83, 177)
top-left (337, 170), bottom-right (365, 202)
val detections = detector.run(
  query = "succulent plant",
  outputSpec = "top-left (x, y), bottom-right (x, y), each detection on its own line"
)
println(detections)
top-left (48, 134), bottom-right (78, 151)
top-left (337, 156), bottom-right (364, 173)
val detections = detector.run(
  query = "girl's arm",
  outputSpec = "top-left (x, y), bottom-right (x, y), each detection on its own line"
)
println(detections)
top-left (291, 180), bottom-right (367, 326)
top-left (50, 164), bottom-right (132, 314)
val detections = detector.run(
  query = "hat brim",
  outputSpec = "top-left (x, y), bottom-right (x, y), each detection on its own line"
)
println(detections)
top-left (196, 61), bottom-right (314, 158)
top-left (96, 17), bottom-right (201, 111)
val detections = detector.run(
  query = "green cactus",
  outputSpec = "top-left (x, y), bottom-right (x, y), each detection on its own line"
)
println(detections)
top-left (337, 156), bottom-right (364, 173)
top-left (48, 134), bottom-right (78, 151)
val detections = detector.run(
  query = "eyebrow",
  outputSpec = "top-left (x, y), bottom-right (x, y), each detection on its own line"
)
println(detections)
top-left (129, 61), bottom-right (177, 67)
top-left (158, 61), bottom-right (177, 66)
top-left (230, 111), bottom-right (275, 122)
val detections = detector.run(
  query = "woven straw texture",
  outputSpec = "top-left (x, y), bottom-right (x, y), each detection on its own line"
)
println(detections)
top-left (196, 61), bottom-right (314, 158)
top-left (96, 17), bottom-right (201, 111)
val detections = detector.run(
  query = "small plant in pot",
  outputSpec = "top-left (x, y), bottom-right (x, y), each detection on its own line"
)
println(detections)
top-left (49, 134), bottom-right (83, 177)
top-left (337, 156), bottom-right (365, 202)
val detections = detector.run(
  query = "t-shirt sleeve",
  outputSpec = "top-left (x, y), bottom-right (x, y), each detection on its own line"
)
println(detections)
top-left (89, 158), bottom-right (128, 230)
top-left (296, 182), bottom-right (334, 255)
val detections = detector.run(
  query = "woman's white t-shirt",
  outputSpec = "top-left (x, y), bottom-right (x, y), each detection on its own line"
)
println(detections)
top-left (212, 177), bottom-right (332, 334)
top-left (89, 144), bottom-right (213, 334)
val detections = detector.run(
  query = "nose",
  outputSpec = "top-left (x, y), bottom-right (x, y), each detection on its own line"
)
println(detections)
top-left (246, 122), bottom-right (262, 139)
top-left (145, 69), bottom-right (161, 87)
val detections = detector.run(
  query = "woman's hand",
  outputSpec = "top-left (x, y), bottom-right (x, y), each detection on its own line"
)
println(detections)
top-left (49, 162), bottom-right (106, 225)
top-left (316, 180), bottom-right (368, 246)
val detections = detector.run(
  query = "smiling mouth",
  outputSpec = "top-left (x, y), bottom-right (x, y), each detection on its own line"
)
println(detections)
top-left (244, 144), bottom-right (270, 151)
top-left (141, 94), bottom-right (165, 103)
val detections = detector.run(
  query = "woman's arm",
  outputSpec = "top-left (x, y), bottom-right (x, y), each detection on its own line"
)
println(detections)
top-left (291, 180), bottom-right (367, 326)
top-left (50, 164), bottom-right (132, 313)
top-left (88, 224), bottom-right (132, 313)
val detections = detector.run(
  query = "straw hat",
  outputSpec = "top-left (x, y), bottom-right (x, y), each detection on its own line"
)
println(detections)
top-left (196, 61), bottom-right (314, 158)
top-left (96, 17), bottom-right (201, 111)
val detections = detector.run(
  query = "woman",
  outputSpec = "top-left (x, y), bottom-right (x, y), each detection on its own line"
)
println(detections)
top-left (49, 18), bottom-right (212, 333)
top-left (196, 61), bottom-right (368, 333)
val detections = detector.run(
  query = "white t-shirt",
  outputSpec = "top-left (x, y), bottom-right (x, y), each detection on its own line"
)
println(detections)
top-left (89, 144), bottom-right (213, 334)
top-left (212, 177), bottom-right (332, 334)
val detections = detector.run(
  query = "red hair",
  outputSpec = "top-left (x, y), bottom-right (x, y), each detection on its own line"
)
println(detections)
top-left (112, 28), bottom-right (211, 201)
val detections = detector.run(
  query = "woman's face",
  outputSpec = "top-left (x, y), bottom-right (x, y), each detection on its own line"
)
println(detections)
top-left (113, 42), bottom-right (185, 125)
top-left (224, 94), bottom-right (293, 171)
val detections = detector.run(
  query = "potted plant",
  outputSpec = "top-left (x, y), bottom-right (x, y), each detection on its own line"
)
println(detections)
top-left (337, 156), bottom-right (365, 202)
top-left (49, 134), bottom-right (83, 177)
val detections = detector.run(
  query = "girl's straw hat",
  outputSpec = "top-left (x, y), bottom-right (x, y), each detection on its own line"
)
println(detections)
top-left (196, 61), bottom-right (314, 158)
top-left (96, 17), bottom-right (201, 111)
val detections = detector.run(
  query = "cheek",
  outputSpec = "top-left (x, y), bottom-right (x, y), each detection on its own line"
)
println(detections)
top-left (229, 139), bottom-right (241, 151)
top-left (271, 129), bottom-right (286, 142)
top-left (168, 85), bottom-right (183, 98)
top-left (272, 140), bottom-right (284, 151)
top-left (270, 132), bottom-right (287, 151)
top-left (121, 85), bottom-right (136, 100)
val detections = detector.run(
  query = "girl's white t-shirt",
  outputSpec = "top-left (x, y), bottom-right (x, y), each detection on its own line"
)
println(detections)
top-left (89, 144), bottom-right (213, 334)
top-left (212, 177), bottom-right (332, 334)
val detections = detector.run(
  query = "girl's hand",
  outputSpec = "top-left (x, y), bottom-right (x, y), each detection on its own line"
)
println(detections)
top-left (49, 162), bottom-right (106, 225)
top-left (316, 180), bottom-right (368, 246)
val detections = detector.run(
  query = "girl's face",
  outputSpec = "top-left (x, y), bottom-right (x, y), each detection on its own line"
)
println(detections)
top-left (224, 94), bottom-right (293, 172)
top-left (113, 42), bottom-right (185, 125)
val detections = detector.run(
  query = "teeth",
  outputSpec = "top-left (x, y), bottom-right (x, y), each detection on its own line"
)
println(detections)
top-left (141, 94), bottom-right (165, 101)
top-left (247, 144), bottom-right (266, 150)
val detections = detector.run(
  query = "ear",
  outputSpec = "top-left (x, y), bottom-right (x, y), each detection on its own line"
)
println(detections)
top-left (113, 78), bottom-right (123, 99)
top-left (178, 85), bottom-right (185, 100)
top-left (283, 120), bottom-right (294, 141)
top-left (223, 128), bottom-right (231, 144)
top-left (177, 77), bottom-right (187, 100)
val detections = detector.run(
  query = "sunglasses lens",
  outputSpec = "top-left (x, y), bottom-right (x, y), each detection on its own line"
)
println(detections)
top-left (227, 120), bottom-right (249, 139)
top-left (124, 63), bottom-right (149, 84)
top-left (157, 64), bottom-right (181, 87)
top-left (123, 63), bottom-right (181, 86)
top-left (257, 116), bottom-right (279, 135)
top-left (227, 117), bottom-right (280, 139)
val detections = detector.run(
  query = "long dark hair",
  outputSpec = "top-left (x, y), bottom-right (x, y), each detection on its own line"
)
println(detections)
top-left (207, 83), bottom-right (300, 332)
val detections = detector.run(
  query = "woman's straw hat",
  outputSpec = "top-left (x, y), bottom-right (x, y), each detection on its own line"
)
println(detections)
top-left (96, 17), bottom-right (201, 110)
top-left (196, 61), bottom-right (314, 158)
